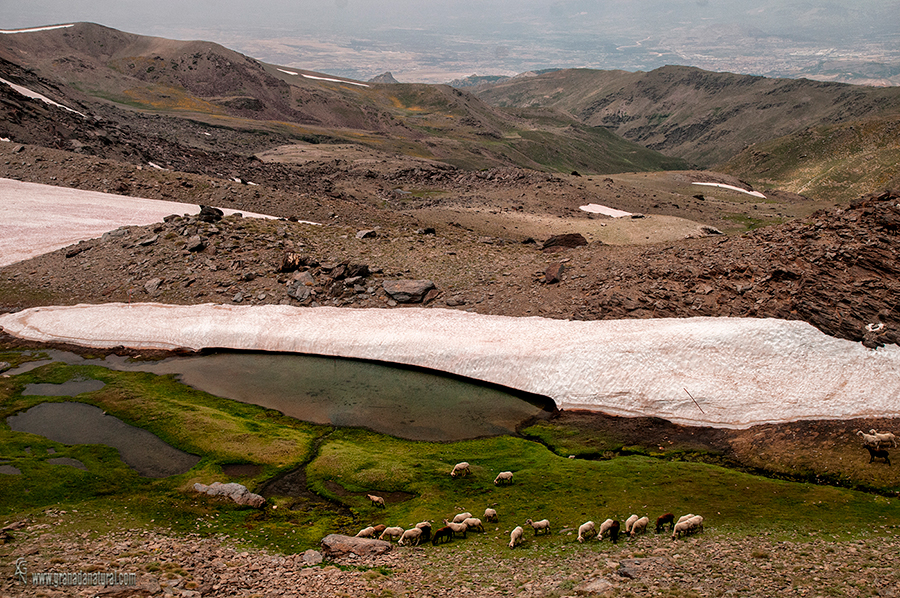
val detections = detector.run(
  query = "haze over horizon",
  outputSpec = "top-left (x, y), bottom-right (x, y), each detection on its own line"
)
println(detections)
top-left (3, 0), bottom-right (899, 84)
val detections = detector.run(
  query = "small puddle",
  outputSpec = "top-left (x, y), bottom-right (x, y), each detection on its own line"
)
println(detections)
top-left (22, 379), bottom-right (105, 396)
top-left (6, 402), bottom-right (200, 478)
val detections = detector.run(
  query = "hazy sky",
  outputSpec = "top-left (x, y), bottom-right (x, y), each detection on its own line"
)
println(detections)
top-left (3, 1), bottom-right (899, 82)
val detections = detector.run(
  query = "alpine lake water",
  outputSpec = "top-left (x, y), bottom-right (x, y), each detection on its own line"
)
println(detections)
top-left (6, 350), bottom-right (553, 476)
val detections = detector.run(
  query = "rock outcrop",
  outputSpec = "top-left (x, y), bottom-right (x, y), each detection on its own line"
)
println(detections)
top-left (193, 482), bottom-right (266, 508)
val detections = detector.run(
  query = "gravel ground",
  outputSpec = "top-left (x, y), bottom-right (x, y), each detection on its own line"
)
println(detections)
top-left (2, 515), bottom-right (900, 597)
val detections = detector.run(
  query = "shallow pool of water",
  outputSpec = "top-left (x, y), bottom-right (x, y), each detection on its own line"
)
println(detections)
top-left (7, 349), bottom-right (553, 441)
top-left (136, 352), bottom-right (550, 441)
top-left (6, 402), bottom-right (200, 478)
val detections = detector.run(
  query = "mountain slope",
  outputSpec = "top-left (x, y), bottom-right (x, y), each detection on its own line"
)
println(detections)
top-left (0, 22), bottom-right (684, 175)
top-left (474, 66), bottom-right (900, 168)
top-left (720, 113), bottom-right (900, 203)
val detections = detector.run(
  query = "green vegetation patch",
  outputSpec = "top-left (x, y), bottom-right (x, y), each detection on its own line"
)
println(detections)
top-left (2, 355), bottom-right (900, 554)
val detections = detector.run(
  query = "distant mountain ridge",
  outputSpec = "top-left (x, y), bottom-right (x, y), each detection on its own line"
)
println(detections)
top-left (473, 66), bottom-right (900, 168)
top-left (0, 22), bottom-right (684, 174)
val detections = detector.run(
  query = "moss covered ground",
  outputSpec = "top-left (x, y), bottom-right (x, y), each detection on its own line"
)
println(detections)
top-left (2, 353), bottom-right (899, 556)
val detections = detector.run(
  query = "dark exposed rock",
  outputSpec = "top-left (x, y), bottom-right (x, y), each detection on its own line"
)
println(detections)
top-left (542, 233), bottom-right (588, 251)
top-left (383, 279), bottom-right (436, 303)
top-left (545, 262), bottom-right (565, 284)
top-left (186, 235), bottom-right (206, 252)
top-left (198, 205), bottom-right (224, 223)
top-left (320, 534), bottom-right (392, 558)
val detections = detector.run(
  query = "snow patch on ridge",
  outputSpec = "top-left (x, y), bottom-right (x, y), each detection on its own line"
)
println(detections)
top-left (1, 303), bottom-right (898, 430)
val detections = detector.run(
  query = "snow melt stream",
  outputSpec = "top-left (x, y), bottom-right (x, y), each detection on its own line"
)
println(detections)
top-left (1, 303), bottom-right (898, 429)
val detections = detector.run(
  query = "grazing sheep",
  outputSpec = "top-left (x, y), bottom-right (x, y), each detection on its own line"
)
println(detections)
top-left (442, 519), bottom-right (469, 538)
top-left (525, 518), bottom-right (551, 535)
top-left (367, 494), bottom-right (385, 508)
top-left (372, 524), bottom-right (387, 536)
top-left (355, 526), bottom-right (376, 538)
top-left (858, 430), bottom-right (880, 447)
top-left (397, 527), bottom-right (423, 546)
top-left (608, 520), bottom-right (621, 544)
top-left (509, 526), bottom-right (524, 548)
top-left (624, 514), bottom-right (639, 535)
top-left (415, 521), bottom-right (433, 542)
top-left (452, 511), bottom-right (473, 524)
top-left (494, 471), bottom-right (513, 485)
top-left (676, 513), bottom-right (696, 525)
top-left (451, 462), bottom-right (471, 477)
top-left (870, 429), bottom-right (898, 448)
top-left (866, 445), bottom-right (891, 465)
top-left (630, 516), bottom-right (650, 538)
top-left (672, 515), bottom-right (704, 540)
top-left (655, 513), bottom-right (675, 534)
top-left (462, 517), bottom-right (485, 533)
top-left (431, 526), bottom-right (453, 545)
top-left (484, 508), bottom-right (499, 523)
top-left (378, 526), bottom-right (404, 541)
top-left (577, 521), bottom-right (596, 543)
top-left (598, 518), bottom-right (615, 540)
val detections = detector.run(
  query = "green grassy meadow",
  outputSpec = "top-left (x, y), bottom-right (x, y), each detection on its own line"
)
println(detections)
top-left (2, 354), bottom-right (899, 557)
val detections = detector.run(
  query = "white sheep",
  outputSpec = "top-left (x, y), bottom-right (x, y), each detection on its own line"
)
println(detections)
top-left (672, 515), bottom-right (704, 540)
top-left (378, 526), bottom-right (404, 541)
top-left (858, 430), bottom-right (880, 447)
top-left (452, 511), bottom-right (472, 523)
top-left (494, 471), bottom-right (513, 485)
top-left (367, 494), bottom-right (385, 508)
top-left (509, 526), bottom-right (524, 548)
top-left (397, 527), bottom-right (423, 546)
top-left (462, 517), bottom-right (484, 532)
top-left (525, 518), bottom-right (551, 535)
top-left (577, 521), bottom-right (596, 543)
top-left (630, 516), bottom-right (650, 538)
top-left (442, 519), bottom-right (469, 538)
top-left (676, 513), bottom-right (696, 525)
top-left (598, 518), bottom-right (615, 540)
top-left (484, 508), bottom-right (499, 523)
top-left (450, 462), bottom-right (471, 477)
top-left (870, 429), bottom-right (898, 448)
top-left (624, 514), bottom-right (639, 535)
top-left (355, 526), bottom-right (376, 538)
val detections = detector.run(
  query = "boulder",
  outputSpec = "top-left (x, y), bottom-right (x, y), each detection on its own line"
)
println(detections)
top-left (544, 262), bottom-right (565, 284)
top-left (356, 229), bottom-right (377, 239)
top-left (144, 278), bottom-right (162, 295)
top-left (198, 205), bottom-right (224, 223)
top-left (320, 534), bottom-right (391, 558)
top-left (186, 235), bottom-right (206, 252)
top-left (542, 233), bottom-right (587, 252)
top-left (193, 482), bottom-right (266, 508)
top-left (383, 280), bottom-right (436, 303)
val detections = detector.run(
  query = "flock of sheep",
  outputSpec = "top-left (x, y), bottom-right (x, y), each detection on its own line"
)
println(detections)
top-left (857, 428), bottom-right (897, 465)
top-left (353, 462), bottom-right (704, 549)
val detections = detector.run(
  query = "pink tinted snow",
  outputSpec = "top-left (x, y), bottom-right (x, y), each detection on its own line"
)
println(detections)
top-left (2, 303), bottom-right (898, 429)
top-left (0, 178), bottom-right (277, 267)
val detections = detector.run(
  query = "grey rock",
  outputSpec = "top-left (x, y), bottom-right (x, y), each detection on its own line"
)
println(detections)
top-left (144, 278), bottom-right (162, 295)
top-left (302, 549), bottom-right (323, 565)
top-left (320, 534), bottom-right (391, 558)
top-left (193, 482), bottom-right (266, 508)
top-left (356, 229), bottom-right (377, 239)
top-left (138, 234), bottom-right (159, 246)
top-left (383, 279), bottom-right (436, 303)
top-left (186, 235), bottom-right (206, 252)
top-left (577, 576), bottom-right (616, 595)
top-left (0, 361), bottom-right (10, 373)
